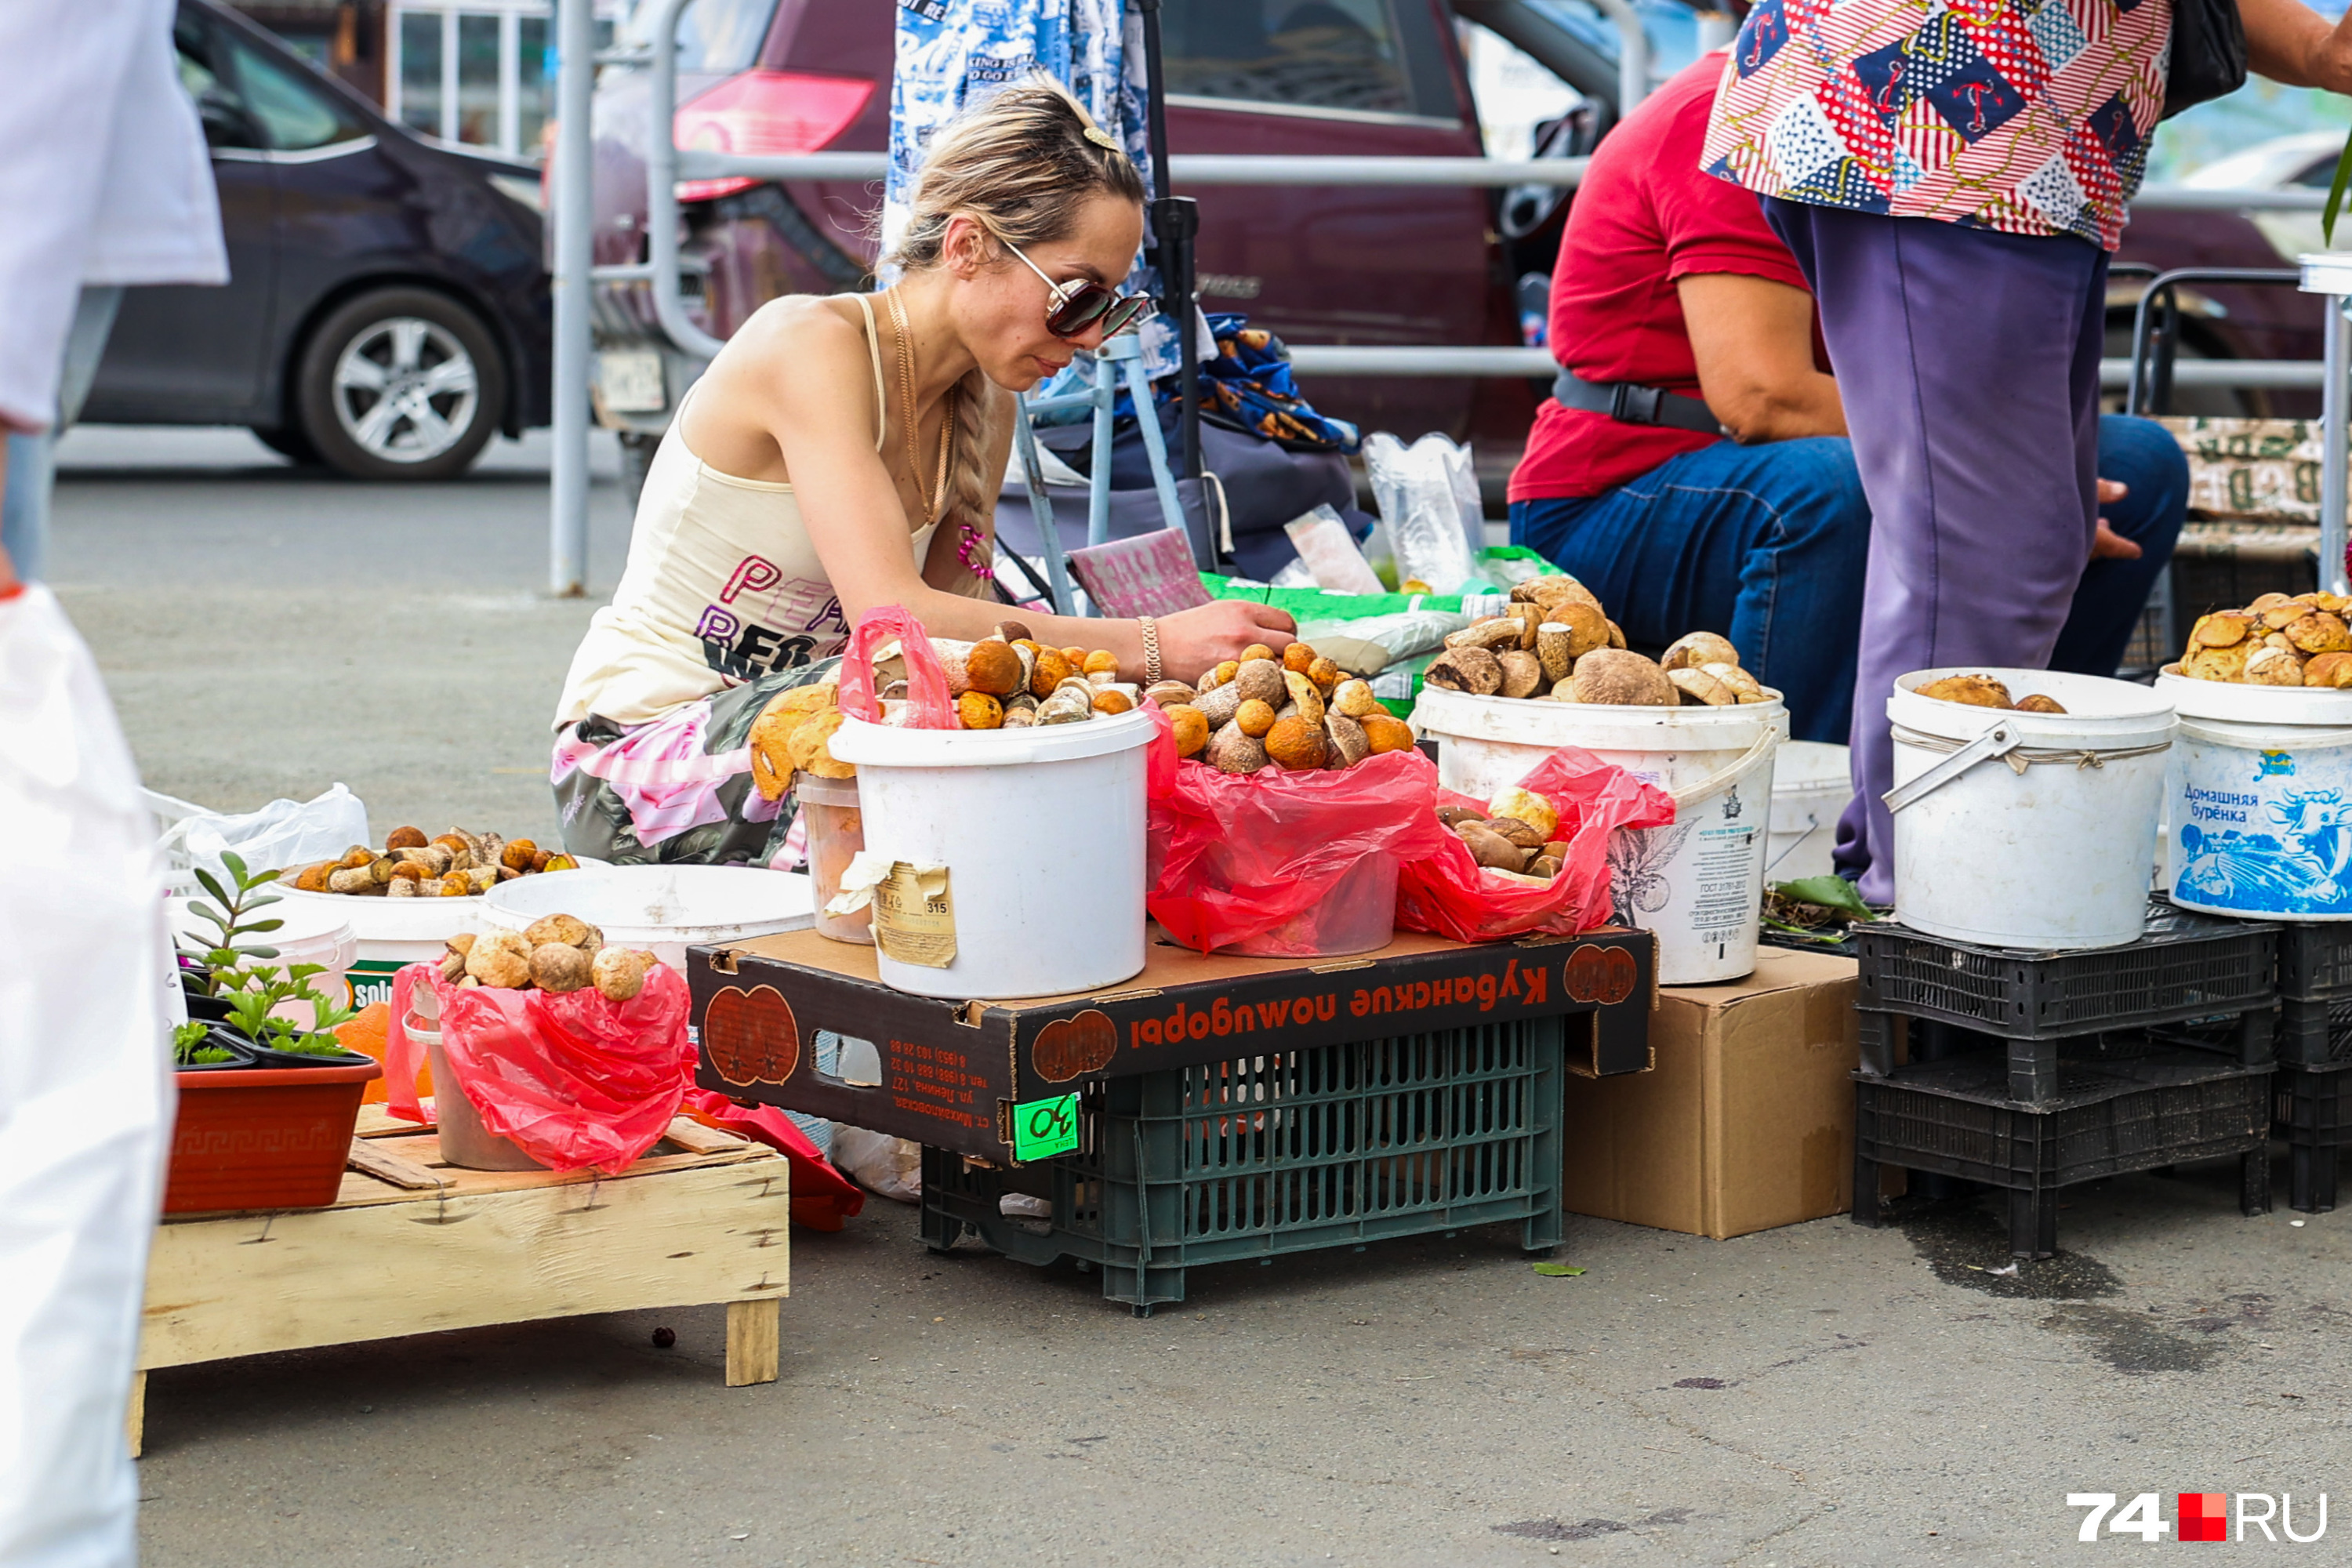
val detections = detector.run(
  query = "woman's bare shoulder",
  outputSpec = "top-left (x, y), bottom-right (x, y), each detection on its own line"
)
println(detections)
top-left (724, 293), bottom-right (870, 369)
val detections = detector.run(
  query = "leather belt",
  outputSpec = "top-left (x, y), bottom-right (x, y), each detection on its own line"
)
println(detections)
top-left (1552, 368), bottom-right (1726, 437)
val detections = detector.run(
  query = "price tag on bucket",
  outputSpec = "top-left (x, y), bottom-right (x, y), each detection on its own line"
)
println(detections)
top-left (1012, 1092), bottom-right (1080, 1162)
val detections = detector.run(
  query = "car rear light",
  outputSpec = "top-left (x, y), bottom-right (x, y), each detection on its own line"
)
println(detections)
top-left (675, 70), bottom-right (874, 202)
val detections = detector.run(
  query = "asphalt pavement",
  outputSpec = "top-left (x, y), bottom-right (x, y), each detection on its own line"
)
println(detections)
top-left (49, 423), bottom-right (634, 841)
top-left (51, 430), bottom-right (2352, 1567)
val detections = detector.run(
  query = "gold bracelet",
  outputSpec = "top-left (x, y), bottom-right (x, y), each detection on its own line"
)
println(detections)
top-left (1138, 615), bottom-right (1163, 685)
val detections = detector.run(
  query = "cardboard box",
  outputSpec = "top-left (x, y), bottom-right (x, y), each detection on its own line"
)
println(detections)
top-left (688, 924), bottom-right (1658, 1164)
top-left (1559, 947), bottom-right (1864, 1240)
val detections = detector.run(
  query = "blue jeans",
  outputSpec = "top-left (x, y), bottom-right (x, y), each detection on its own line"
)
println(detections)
top-left (1507, 415), bottom-right (2187, 746)
top-left (1510, 436), bottom-right (1869, 742)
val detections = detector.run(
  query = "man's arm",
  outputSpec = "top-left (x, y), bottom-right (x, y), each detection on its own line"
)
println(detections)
top-left (1677, 273), bottom-right (1846, 444)
top-left (2242, 0), bottom-right (2352, 89)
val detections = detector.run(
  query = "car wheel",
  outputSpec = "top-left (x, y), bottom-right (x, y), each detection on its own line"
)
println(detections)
top-left (250, 423), bottom-right (320, 465)
top-left (296, 288), bottom-right (506, 480)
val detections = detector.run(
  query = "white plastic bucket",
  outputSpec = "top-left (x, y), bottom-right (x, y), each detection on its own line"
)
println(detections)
top-left (1768, 741), bottom-right (1849, 883)
top-left (826, 709), bottom-right (1153, 999)
top-left (1410, 687), bottom-right (1785, 985)
top-left (400, 1000), bottom-right (545, 1171)
top-left (169, 895), bottom-right (357, 1014)
top-left (273, 885), bottom-right (480, 1011)
top-left (2156, 668), bottom-right (2352, 920)
top-left (478, 864), bottom-right (815, 971)
top-left (1886, 668), bottom-right (2175, 949)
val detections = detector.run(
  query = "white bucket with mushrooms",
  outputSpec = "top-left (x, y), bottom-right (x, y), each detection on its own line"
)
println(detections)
top-left (1412, 686), bottom-right (1785, 985)
top-left (1887, 668), bottom-right (2174, 949)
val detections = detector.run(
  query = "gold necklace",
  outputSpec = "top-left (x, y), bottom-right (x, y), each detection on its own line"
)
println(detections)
top-left (885, 287), bottom-right (955, 526)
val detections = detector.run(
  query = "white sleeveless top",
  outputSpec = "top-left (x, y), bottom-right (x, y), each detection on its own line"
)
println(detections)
top-left (555, 295), bottom-right (936, 728)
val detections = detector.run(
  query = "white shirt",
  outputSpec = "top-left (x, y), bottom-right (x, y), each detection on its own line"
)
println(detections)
top-left (0, 0), bottom-right (228, 428)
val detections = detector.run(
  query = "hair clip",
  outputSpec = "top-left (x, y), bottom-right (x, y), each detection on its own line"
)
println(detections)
top-left (1083, 125), bottom-right (1120, 152)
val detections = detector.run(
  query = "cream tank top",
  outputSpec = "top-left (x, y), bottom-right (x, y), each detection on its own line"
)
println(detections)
top-left (554, 294), bottom-right (936, 728)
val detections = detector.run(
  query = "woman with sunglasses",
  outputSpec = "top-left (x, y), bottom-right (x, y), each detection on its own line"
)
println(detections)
top-left (550, 82), bottom-right (1294, 866)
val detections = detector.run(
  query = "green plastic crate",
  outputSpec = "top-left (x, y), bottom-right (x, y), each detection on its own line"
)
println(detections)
top-left (920, 1017), bottom-right (1564, 1313)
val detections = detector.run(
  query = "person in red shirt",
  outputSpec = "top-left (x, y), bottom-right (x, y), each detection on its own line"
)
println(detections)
top-left (1508, 51), bottom-right (2183, 748)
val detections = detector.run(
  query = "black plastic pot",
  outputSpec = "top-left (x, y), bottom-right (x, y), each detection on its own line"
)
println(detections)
top-left (180, 985), bottom-right (233, 1023)
top-left (242, 1041), bottom-right (379, 1071)
top-left (174, 1028), bottom-right (260, 1073)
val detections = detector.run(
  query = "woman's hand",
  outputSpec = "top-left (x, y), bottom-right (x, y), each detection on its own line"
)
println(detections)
top-left (1153, 599), bottom-right (1298, 682)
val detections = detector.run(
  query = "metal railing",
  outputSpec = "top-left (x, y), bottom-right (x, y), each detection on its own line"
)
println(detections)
top-left (1278, 343), bottom-right (2331, 387)
top-left (653, 147), bottom-right (2343, 208)
top-left (543, 0), bottom-right (2352, 593)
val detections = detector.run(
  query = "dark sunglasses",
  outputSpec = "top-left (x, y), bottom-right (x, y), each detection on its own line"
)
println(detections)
top-left (1000, 236), bottom-right (1154, 339)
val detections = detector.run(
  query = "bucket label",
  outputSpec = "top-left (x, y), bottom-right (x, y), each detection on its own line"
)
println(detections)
top-left (1607, 778), bottom-right (1766, 977)
top-left (873, 862), bottom-right (957, 967)
top-left (348, 959), bottom-right (406, 1012)
top-left (2174, 742), bottom-right (2352, 916)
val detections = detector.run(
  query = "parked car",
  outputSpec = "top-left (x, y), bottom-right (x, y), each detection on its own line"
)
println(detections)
top-left (82, 0), bottom-right (553, 480)
top-left (586, 0), bottom-right (1667, 495)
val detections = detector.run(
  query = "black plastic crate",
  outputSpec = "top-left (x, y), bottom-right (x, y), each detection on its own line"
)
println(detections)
top-left (2278, 922), bottom-right (2352, 1003)
top-left (2278, 996), bottom-right (2352, 1066)
top-left (2157, 997), bottom-right (2352, 1069)
top-left (921, 1017), bottom-right (1563, 1312)
top-left (1861, 1009), bottom-right (2270, 1103)
top-left (2277, 1062), bottom-right (2352, 1214)
top-left (1853, 904), bottom-right (2277, 1041)
top-left (1853, 1048), bottom-right (2272, 1257)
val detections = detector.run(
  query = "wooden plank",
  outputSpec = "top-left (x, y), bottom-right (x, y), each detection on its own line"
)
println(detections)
top-left (141, 1158), bottom-right (788, 1370)
top-left (354, 1104), bottom-right (426, 1138)
top-left (162, 1125), bottom-right (770, 1221)
top-left (725, 1298), bottom-right (780, 1387)
top-left (661, 1117), bottom-right (748, 1155)
top-left (345, 1138), bottom-right (446, 1191)
top-left (127, 1370), bottom-right (145, 1459)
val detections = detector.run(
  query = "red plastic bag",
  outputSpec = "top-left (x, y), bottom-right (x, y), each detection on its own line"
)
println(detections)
top-left (681, 1091), bottom-right (866, 1232)
top-left (835, 604), bottom-right (953, 728)
top-left (1394, 745), bottom-right (1675, 943)
top-left (1148, 724), bottom-right (1447, 953)
top-left (384, 961), bottom-right (696, 1174)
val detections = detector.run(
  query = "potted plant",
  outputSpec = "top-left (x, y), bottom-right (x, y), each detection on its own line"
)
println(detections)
top-left (165, 948), bottom-right (383, 1216)
top-left (176, 851), bottom-right (285, 1022)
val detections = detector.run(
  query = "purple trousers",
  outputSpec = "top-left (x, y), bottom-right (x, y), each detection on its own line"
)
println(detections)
top-left (1762, 199), bottom-right (2107, 906)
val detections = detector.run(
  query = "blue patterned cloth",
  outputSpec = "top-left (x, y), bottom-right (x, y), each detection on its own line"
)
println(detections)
top-left (884, 0), bottom-right (1178, 375)
top-left (1181, 314), bottom-right (1360, 454)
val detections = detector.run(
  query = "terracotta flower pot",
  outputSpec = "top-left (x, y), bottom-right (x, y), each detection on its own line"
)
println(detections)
top-left (163, 1058), bottom-right (383, 1214)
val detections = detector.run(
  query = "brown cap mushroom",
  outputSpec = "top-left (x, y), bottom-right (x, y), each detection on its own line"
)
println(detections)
top-left (1424, 647), bottom-right (1503, 695)
top-left (1566, 648), bottom-right (1675, 707)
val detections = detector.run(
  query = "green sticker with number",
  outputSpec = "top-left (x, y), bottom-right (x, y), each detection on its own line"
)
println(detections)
top-left (1012, 1093), bottom-right (1080, 1162)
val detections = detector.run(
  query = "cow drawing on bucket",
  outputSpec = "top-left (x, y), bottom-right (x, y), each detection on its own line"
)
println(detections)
top-left (2272, 789), bottom-right (2352, 900)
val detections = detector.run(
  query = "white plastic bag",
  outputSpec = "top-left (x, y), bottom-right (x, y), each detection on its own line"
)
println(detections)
top-left (1362, 433), bottom-right (1484, 593)
top-left (1, 586), bottom-right (174, 1568)
top-left (1282, 504), bottom-right (1385, 595)
top-left (155, 782), bottom-right (369, 894)
top-left (831, 1125), bottom-right (923, 1204)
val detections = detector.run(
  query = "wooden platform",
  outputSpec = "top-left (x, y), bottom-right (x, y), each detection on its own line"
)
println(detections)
top-left (134, 1109), bottom-right (789, 1455)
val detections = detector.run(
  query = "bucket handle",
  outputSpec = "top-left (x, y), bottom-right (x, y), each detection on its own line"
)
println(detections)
top-left (1668, 727), bottom-right (1778, 811)
top-left (1883, 723), bottom-right (2172, 814)
top-left (1883, 723), bottom-right (2023, 815)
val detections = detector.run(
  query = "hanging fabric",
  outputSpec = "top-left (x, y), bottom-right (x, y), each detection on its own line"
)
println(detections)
top-left (882, 0), bottom-right (1177, 376)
